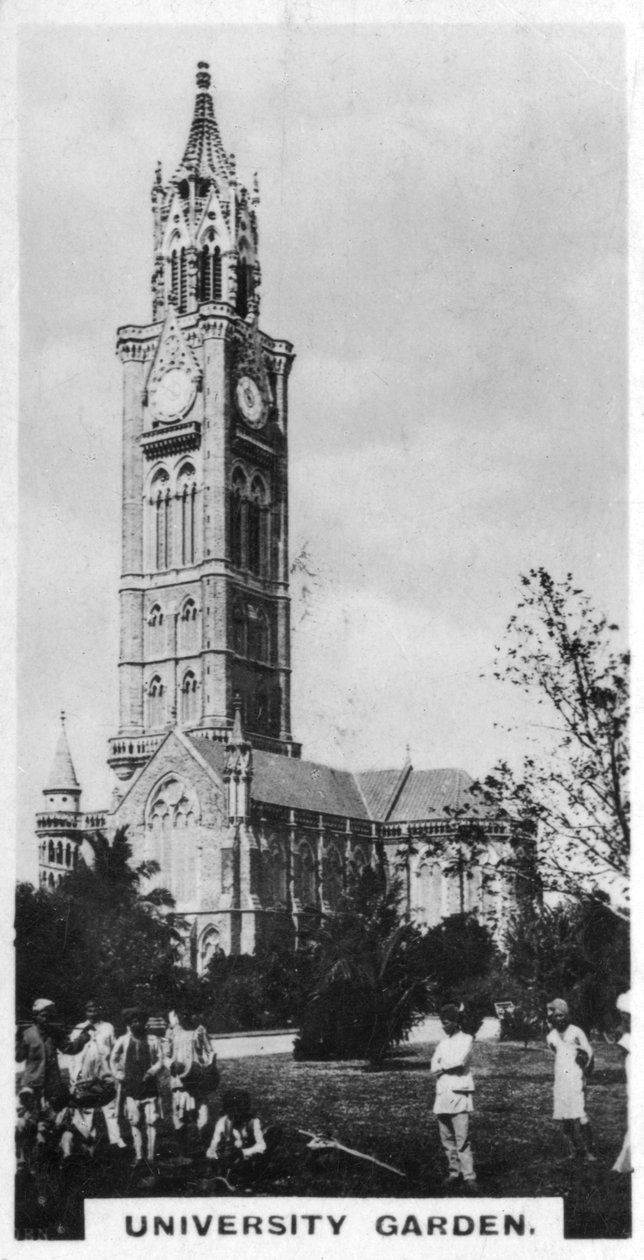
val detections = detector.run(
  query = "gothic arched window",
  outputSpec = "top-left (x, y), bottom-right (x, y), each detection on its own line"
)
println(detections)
top-left (271, 844), bottom-right (287, 905)
top-left (177, 463), bottom-right (196, 565)
top-left (248, 475), bottom-right (267, 577)
top-left (324, 845), bottom-right (343, 910)
top-left (180, 671), bottom-right (199, 725)
top-left (236, 258), bottom-right (250, 318)
top-left (148, 675), bottom-right (165, 729)
top-left (48, 840), bottom-right (55, 863)
top-left (199, 230), bottom-right (222, 303)
top-left (148, 604), bottom-right (165, 655)
top-left (179, 598), bottom-right (199, 652)
top-left (298, 842), bottom-right (317, 909)
top-left (151, 470), bottom-right (171, 570)
top-left (145, 775), bottom-right (200, 906)
top-left (199, 926), bottom-right (223, 972)
top-left (247, 604), bottom-right (269, 662)
top-left (233, 601), bottom-right (246, 656)
top-left (230, 467), bottom-right (247, 569)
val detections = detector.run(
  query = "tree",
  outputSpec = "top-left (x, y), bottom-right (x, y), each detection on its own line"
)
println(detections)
top-left (15, 828), bottom-right (188, 1024)
top-left (504, 893), bottom-right (630, 1034)
top-left (203, 912), bottom-right (315, 1033)
top-left (294, 869), bottom-right (435, 1066)
top-left (474, 569), bottom-right (629, 918)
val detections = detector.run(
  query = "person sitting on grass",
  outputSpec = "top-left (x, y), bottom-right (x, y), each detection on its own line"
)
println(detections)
top-left (546, 998), bottom-right (596, 1163)
top-left (430, 1003), bottom-right (477, 1191)
top-left (205, 1089), bottom-right (266, 1187)
top-left (110, 1008), bottom-right (163, 1169)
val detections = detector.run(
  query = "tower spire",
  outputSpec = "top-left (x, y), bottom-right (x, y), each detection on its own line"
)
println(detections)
top-left (173, 60), bottom-right (231, 184)
top-left (45, 710), bottom-right (80, 796)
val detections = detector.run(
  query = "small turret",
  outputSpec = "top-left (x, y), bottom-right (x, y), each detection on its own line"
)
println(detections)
top-left (36, 712), bottom-right (83, 889)
top-left (43, 711), bottom-right (81, 812)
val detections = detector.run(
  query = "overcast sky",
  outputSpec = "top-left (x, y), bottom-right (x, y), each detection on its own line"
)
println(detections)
top-left (16, 16), bottom-right (627, 882)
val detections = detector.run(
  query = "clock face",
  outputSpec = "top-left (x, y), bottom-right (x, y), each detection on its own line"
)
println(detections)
top-left (149, 367), bottom-right (195, 423)
top-left (236, 375), bottom-right (266, 428)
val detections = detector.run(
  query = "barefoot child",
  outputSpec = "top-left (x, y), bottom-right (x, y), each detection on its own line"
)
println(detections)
top-left (110, 1008), bottom-right (162, 1167)
top-left (546, 998), bottom-right (595, 1161)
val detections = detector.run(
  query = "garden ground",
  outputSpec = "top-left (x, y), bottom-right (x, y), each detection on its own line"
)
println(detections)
top-left (15, 1039), bottom-right (630, 1241)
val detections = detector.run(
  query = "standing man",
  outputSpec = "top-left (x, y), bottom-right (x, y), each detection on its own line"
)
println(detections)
top-left (110, 1009), bottom-right (163, 1168)
top-left (16, 998), bottom-right (65, 1157)
top-left (430, 1003), bottom-right (477, 1191)
top-left (65, 999), bottom-right (125, 1150)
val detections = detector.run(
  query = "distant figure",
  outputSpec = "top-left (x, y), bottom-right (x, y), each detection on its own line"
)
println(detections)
top-left (611, 990), bottom-right (631, 1175)
top-left (206, 1089), bottom-right (266, 1185)
top-left (110, 1008), bottom-right (163, 1167)
top-left (430, 1003), bottom-right (477, 1190)
top-left (546, 998), bottom-right (596, 1162)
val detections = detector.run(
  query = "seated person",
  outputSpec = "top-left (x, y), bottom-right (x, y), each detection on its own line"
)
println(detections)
top-left (206, 1089), bottom-right (266, 1184)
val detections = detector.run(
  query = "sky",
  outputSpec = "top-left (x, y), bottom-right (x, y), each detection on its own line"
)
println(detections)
top-left (15, 15), bottom-right (627, 883)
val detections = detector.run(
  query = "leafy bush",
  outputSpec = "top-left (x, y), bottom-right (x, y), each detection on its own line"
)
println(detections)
top-left (294, 870), bottom-right (435, 1065)
top-left (203, 913), bottom-right (314, 1032)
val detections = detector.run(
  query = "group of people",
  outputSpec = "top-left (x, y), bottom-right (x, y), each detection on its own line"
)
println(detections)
top-left (430, 992), bottom-right (631, 1188)
top-left (16, 989), bottom-right (631, 1195)
top-left (16, 997), bottom-right (266, 1188)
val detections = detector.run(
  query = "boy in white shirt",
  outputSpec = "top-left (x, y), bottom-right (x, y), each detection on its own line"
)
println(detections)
top-left (430, 1003), bottom-right (477, 1189)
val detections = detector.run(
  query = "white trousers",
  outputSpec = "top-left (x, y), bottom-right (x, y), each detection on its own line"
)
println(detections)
top-left (436, 1112), bottom-right (475, 1181)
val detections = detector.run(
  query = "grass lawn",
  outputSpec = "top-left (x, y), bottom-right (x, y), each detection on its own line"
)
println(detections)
top-left (213, 1037), bottom-right (630, 1238)
top-left (15, 1038), bottom-right (630, 1241)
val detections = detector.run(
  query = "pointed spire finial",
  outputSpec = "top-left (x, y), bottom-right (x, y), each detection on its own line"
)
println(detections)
top-left (196, 61), bottom-right (211, 92)
top-left (45, 710), bottom-right (80, 796)
top-left (230, 691), bottom-right (245, 745)
top-left (154, 160), bottom-right (163, 187)
top-left (404, 742), bottom-right (412, 768)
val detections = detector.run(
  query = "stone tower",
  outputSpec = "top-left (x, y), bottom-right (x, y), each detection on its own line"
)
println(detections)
top-left (108, 63), bottom-right (300, 783)
top-left (36, 712), bottom-right (83, 887)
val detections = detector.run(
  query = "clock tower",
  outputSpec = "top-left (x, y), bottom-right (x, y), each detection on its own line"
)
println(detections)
top-left (108, 62), bottom-right (300, 782)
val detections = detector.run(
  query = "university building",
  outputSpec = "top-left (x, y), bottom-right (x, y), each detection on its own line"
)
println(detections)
top-left (36, 64), bottom-right (522, 966)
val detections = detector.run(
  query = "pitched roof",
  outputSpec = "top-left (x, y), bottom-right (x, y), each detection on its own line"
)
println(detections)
top-left (173, 62), bottom-right (231, 185)
top-left (45, 713), bottom-right (80, 794)
top-left (355, 769), bottom-right (409, 820)
top-left (388, 768), bottom-right (475, 822)
top-left (187, 736), bottom-right (481, 826)
top-left (189, 736), bottom-right (370, 821)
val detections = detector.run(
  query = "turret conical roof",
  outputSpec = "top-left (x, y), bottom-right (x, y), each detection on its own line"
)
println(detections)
top-left (45, 712), bottom-right (80, 794)
top-left (172, 61), bottom-right (231, 185)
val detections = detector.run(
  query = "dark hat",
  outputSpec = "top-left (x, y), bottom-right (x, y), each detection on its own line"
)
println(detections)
top-left (122, 1006), bottom-right (146, 1025)
top-left (439, 1003), bottom-right (461, 1022)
